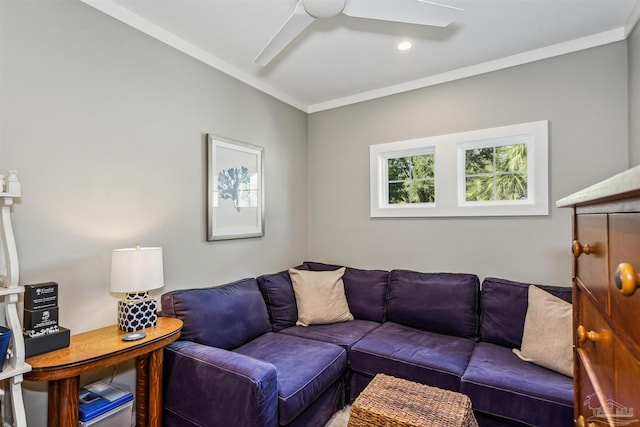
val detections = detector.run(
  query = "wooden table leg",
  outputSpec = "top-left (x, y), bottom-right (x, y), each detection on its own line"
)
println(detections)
top-left (136, 354), bottom-right (149, 427)
top-left (47, 381), bottom-right (60, 427)
top-left (49, 376), bottom-right (79, 427)
top-left (148, 348), bottom-right (163, 427)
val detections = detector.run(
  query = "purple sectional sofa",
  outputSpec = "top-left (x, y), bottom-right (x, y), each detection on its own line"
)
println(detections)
top-left (160, 262), bottom-right (573, 427)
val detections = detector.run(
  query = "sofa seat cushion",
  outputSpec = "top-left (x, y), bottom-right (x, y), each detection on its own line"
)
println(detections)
top-left (279, 319), bottom-right (380, 353)
top-left (350, 322), bottom-right (476, 391)
top-left (234, 332), bottom-right (347, 425)
top-left (460, 342), bottom-right (573, 427)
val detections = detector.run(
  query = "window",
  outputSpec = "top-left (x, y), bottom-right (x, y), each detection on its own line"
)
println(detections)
top-left (386, 149), bottom-right (435, 205)
top-left (370, 121), bottom-right (548, 217)
top-left (460, 137), bottom-right (530, 204)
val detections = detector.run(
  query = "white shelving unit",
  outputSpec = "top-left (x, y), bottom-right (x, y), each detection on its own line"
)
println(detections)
top-left (0, 171), bottom-right (30, 427)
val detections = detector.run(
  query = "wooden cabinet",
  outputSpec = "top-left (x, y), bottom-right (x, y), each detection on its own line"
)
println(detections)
top-left (558, 166), bottom-right (640, 427)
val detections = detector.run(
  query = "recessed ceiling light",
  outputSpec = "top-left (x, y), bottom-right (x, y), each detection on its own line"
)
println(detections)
top-left (397, 41), bottom-right (413, 51)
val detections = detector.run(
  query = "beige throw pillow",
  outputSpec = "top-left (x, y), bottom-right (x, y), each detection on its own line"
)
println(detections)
top-left (513, 285), bottom-right (573, 377)
top-left (289, 267), bottom-right (354, 327)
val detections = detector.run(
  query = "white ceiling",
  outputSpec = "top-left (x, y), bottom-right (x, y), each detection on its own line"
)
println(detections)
top-left (82, 0), bottom-right (640, 113)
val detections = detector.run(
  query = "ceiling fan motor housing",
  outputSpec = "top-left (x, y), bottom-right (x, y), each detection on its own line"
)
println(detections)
top-left (303, 0), bottom-right (346, 18)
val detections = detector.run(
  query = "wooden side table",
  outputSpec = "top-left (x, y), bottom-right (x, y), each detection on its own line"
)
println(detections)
top-left (25, 317), bottom-right (182, 427)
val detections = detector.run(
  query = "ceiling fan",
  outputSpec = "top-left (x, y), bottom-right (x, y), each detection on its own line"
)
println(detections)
top-left (254, 0), bottom-right (463, 66)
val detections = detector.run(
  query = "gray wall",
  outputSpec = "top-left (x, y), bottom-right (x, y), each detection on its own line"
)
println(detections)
top-left (1, 1), bottom-right (307, 424)
top-left (308, 42), bottom-right (629, 285)
top-left (630, 23), bottom-right (640, 166)
top-left (0, 1), bottom-right (635, 424)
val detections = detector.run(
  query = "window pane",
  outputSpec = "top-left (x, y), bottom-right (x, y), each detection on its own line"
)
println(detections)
top-left (465, 143), bottom-right (528, 203)
top-left (388, 157), bottom-right (410, 181)
top-left (495, 172), bottom-right (527, 200)
top-left (411, 154), bottom-right (434, 179)
top-left (387, 153), bottom-right (435, 205)
top-left (389, 182), bottom-right (409, 204)
top-left (409, 180), bottom-right (435, 203)
top-left (496, 144), bottom-right (527, 172)
top-left (465, 148), bottom-right (494, 174)
top-left (466, 176), bottom-right (494, 201)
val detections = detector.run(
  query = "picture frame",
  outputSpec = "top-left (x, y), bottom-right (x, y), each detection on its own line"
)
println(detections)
top-left (207, 134), bottom-right (264, 241)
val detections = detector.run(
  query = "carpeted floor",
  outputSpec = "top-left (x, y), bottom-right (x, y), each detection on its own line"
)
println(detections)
top-left (324, 406), bottom-right (350, 427)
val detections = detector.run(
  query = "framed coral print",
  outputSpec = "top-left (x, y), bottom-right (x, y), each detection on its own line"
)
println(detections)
top-left (207, 134), bottom-right (264, 241)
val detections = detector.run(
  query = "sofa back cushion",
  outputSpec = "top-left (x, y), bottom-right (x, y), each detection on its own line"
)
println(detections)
top-left (257, 270), bottom-right (299, 331)
top-left (480, 277), bottom-right (572, 348)
top-left (304, 261), bottom-right (389, 322)
top-left (161, 278), bottom-right (271, 350)
top-left (386, 270), bottom-right (480, 339)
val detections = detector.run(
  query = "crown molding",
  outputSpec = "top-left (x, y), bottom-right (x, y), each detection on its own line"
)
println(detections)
top-left (625, 0), bottom-right (640, 37)
top-left (80, 0), bottom-right (308, 112)
top-left (308, 28), bottom-right (627, 113)
top-left (81, 1), bottom-right (630, 115)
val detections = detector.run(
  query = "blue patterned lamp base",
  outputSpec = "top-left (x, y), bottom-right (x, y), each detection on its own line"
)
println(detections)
top-left (117, 293), bottom-right (158, 332)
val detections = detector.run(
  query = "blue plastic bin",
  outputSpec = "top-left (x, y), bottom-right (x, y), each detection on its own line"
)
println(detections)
top-left (0, 326), bottom-right (12, 372)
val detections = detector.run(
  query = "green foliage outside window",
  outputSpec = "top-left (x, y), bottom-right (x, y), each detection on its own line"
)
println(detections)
top-left (388, 154), bottom-right (435, 204)
top-left (465, 143), bottom-right (527, 202)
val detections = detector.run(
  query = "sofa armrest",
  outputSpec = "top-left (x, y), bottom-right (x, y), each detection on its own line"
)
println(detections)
top-left (163, 340), bottom-right (278, 427)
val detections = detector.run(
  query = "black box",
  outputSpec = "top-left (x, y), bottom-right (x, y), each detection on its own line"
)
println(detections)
top-left (24, 327), bottom-right (70, 358)
top-left (23, 307), bottom-right (59, 338)
top-left (25, 282), bottom-right (58, 310)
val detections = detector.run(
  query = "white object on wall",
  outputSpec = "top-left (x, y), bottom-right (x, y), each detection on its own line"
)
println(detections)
top-left (0, 170), bottom-right (30, 427)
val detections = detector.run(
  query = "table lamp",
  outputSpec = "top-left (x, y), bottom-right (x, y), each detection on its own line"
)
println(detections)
top-left (110, 244), bottom-right (164, 332)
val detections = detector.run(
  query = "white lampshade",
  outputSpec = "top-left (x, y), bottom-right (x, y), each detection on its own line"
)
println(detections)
top-left (110, 246), bottom-right (164, 294)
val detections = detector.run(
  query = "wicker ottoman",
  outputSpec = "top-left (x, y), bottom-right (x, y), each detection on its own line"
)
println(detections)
top-left (348, 374), bottom-right (478, 427)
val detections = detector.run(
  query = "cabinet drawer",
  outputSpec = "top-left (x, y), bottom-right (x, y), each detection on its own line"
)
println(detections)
top-left (575, 353), bottom-right (613, 427)
top-left (575, 214), bottom-right (609, 311)
top-left (578, 337), bottom-right (640, 427)
top-left (576, 288), bottom-right (615, 397)
top-left (609, 213), bottom-right (640, 348)
top-left (614, 333), bottom-right (640, 423)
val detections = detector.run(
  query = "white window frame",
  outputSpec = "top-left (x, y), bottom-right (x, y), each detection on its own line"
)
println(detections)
top-left (458, 135), bottom-right (533, 207)
top-left (370, 121), bottom-right (548, 217)
top-left (382, 147), bottom-right (436, 208)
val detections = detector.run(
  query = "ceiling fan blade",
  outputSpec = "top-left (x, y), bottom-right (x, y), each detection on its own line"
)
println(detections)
top-left (254, 0), bottom-right (316, 66)
top-left (343, 0), bottom-right (463, 27)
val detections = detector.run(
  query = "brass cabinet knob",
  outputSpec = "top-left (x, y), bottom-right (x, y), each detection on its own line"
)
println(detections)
top-left (572, 240), bottom-right (594, 257)
top-left (615, 263), bottom-right (640, 296)
top-left (577, 415), bottom-right (596, 427)
top-left (577, 325), bottom-right (600, 344)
